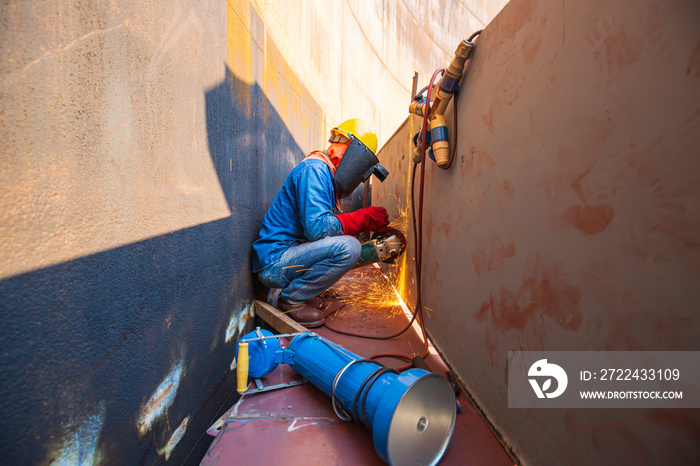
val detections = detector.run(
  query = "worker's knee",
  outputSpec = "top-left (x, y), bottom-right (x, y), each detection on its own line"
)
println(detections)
top-left (333, 235), bottom-right (362, 266)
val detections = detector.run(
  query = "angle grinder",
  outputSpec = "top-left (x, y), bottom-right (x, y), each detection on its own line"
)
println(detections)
top-left (354, 227), bottom-right (407, 269)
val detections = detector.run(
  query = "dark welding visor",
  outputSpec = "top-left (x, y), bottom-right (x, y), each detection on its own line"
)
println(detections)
top-left (334, 138), bottom-right (389, 199)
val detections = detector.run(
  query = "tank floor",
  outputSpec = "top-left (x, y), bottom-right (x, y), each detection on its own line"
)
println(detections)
top-left (201, 267), bottom-right (513, 465)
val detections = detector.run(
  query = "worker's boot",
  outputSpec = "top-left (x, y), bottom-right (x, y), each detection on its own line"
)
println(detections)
top-left (277, 297), bottom-right (325, 328)
top-left (318, 289), bottom-right (345, 317)
top-left (304, 294), bottom-right (343, 319)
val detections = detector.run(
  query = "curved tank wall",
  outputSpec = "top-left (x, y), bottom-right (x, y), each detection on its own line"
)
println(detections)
top-left (0, 0), bottom-right (508, 463)
top-left (374, 0), bottom-right (700, 464)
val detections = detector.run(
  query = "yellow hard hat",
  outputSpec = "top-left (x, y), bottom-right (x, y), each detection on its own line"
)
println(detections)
top-left (330, 119), bottom-right (378, 155)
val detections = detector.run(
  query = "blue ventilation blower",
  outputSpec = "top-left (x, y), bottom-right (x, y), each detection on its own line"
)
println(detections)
top-left (235, 329), bottom-right (457, 465)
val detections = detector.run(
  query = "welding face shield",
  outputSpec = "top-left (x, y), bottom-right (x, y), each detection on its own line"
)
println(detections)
top-left (334, 137), bottom-right (389, 199)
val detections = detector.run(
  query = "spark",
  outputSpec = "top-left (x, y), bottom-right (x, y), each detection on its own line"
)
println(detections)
top-left (387, 194), bottom-right (410, 236)
top-left (332, 195), bottom-right (411, 315)
top-left (357, 275), bottom-right (408, 321)
top-left (333, 272), bottom-right (404, 316)
top-left (408, 340), bottom-right (415, 357)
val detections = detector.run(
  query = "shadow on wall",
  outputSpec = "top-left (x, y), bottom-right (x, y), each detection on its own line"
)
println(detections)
top-left (206, 66), bottom-right (307, 214)
top-left (0, 66), bottom-right (306, 464)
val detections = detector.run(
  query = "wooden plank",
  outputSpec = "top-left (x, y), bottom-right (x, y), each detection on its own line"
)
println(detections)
top-left (253, 299), bottom-right (306, 334)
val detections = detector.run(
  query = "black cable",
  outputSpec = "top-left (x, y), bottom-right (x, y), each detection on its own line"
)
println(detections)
top-left (411, 160), bottom-right (419, 256)
top-left (360, 367), bottom-right (398, 428)
top-left (410, 157), bottom-right (426, 348)
top-left (330, 357), bottom-right (377, 421)
top-left (351, 365), bottom-right (385, 423)
top-left (330, 357), bottom-right (398, 433)
top-left (321, 340), bottom-right (400, 432)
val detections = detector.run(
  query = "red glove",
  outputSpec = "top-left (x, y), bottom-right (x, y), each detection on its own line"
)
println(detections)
top-left (335, 207), bottom-right (390, 236)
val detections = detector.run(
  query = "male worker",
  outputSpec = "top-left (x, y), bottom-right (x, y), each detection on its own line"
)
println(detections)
top-left (252, 119), bottom-right (390, 328)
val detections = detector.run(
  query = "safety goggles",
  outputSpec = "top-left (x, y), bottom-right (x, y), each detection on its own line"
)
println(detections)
top-left (328, 134), bottom-right (351, 144)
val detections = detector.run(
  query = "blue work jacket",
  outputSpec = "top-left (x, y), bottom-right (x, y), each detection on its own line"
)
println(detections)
top-left (252, 158), bottom-right (343, 272)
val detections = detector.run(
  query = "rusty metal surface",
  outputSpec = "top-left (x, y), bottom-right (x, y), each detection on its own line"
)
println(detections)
top-left (202, 363), bottom-right (384, 466)
top-left (374, 0), bottom-right (700, 464)
top-left (201, 267), bottom-right (512, 465)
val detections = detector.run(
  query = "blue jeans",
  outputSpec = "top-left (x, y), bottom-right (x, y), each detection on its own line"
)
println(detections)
top-left (258, 236), bottom-right (361, 304)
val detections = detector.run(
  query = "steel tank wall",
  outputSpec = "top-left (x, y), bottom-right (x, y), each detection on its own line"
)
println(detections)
top-left (374, 0), bottom-right (700, 464)
top-left (248, 0), bottom-right (509, 146)
top-left (0, 1), bottom-right (315, 463)
top-left (0, 0), bottom-right (508, 463)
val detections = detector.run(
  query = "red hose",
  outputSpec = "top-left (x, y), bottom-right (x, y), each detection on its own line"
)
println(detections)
top-left (415, 67), bottom-right (446, 359)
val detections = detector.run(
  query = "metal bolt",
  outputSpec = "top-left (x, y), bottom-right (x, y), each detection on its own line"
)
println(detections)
top-left (417, 416), bottom-right (428, 432)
